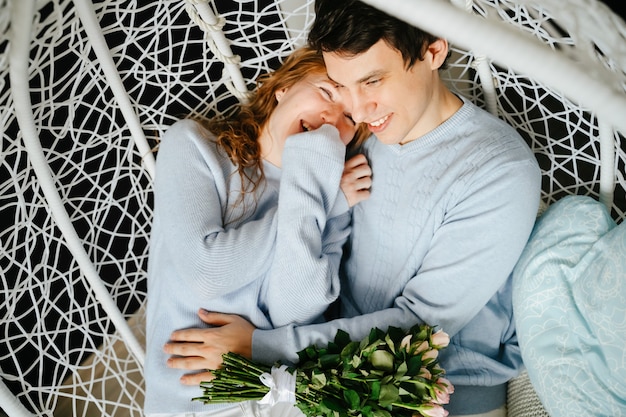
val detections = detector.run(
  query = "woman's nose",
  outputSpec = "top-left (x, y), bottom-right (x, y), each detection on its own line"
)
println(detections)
top-left (321, 105), bottom-right (355, 145)
top-left (321, 103), bottom-right (343, 125)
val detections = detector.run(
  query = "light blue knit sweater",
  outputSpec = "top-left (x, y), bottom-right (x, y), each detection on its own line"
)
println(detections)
top-left (144, 120), bottom-right (350, 414)
top-left (252, 98), bottom-right (542, 415)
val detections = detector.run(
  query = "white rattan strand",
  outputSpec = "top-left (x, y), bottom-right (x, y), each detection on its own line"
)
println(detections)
top-left (184, 0), bottom-right (250, 102)
top-left (1, 1), bottom-right (625, 416)
top-left (10, 0), bottom-right (146, 370)
top-left (72, 0), bottom-right (156, 180)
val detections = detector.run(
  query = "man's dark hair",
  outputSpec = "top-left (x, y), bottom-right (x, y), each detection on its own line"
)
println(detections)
top-left (308, 0), bottom-right (442, 69)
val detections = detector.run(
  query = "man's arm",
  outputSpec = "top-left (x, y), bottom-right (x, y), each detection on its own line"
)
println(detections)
top-left (167, 151), bottom-right (541, 381)
top-left (164, 303), bottom-right (420, 386)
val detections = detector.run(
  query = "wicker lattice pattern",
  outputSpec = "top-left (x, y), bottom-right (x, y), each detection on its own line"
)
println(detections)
top-left (507, 371), bottom-right (550, 417)
top-left (0, 0), bottom-right (625, 416)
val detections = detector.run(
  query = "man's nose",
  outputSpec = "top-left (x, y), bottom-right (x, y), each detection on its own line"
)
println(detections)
top-left (349, 91), bottom-right (372, 124)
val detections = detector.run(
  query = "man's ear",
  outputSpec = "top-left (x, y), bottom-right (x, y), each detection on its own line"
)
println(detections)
top-left (427, 38), bottom-right (449, 70)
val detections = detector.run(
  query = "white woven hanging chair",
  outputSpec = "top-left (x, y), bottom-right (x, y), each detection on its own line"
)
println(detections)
top-left (1, 0), bottom-right (625, 416)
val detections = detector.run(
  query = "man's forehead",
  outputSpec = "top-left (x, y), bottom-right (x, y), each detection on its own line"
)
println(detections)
top-left (322, 51), bottom-right (381, 86)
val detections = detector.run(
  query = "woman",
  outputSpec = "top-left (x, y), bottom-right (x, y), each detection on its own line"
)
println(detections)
top-left (144, 46), bottom-right (372, 417)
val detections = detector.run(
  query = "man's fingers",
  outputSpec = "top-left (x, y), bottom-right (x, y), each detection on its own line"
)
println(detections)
top-left (180, 371), bottom-right (214, 386)
top-left (166, 354), bottom-right (211, 370)
top-left (198, 309), bottom-right (234, 326)
top-left (168, 328), bottom-right (207, 343)
top-left (168, 310), bottom-right (236, 343)
top-left (164, 340), bottom-right (202, 355)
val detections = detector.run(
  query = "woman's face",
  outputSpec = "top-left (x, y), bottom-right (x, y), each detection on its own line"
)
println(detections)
top-left (266, 72), bottom-right (357, 149)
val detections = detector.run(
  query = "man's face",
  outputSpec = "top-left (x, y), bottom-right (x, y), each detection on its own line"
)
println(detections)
top-left (323, 39), bottom-right (440, 146)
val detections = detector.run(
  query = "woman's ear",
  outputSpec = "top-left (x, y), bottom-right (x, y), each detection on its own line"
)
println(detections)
top-left (275, 87), bottom-right (288, 101)
top-left (427, 38), bottom-right (449, 70)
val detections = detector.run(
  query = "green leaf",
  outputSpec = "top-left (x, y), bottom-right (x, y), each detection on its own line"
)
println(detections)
top-left (361, 405), bottom-right (373, 417)
top-left (326, 342), bottom-right (339, 354)
top-left (378, 384), bottom-right (399, 407)
top-left (406, 355), bottom-right (422, 376)
top-left (414, 326), bottom-right (429, 342)
top-left (335, 329), bottom-right (352, 347)
top-left (304, 346), bottom-right (319, 359)
top-left (360, 333), bottom-right (371, 351)
top-left (342, 370), bottom-right (359, 379)
top-left (311, 370), bottom-right (327, 388)
top-left (320, 353), bottom-right (341, 369)
top-left (387, 326), bottom-right (405, 344)
top-left (395, 361), bottom-right (407, 379)
top-left (399, 379), bottom-right (428, 398)
top-left (321, 397), bottom-right (346, 413)
top-left (344, 389), bottom-right (360, 410)
top-left (380, 375), bottom-right (393, 385)
top-left (369, 381), bottom-right (381, 401)
top-left (348, 354), bottom-right (362, 369)
top-left (368, 328), bottom-right (379, 344)
top-left (371, 409), bottom-right (393, 417)
top-left (367, 328), bottom-right (385, 346)
top-left (384, 333), bottom-right (395, 354)
top-left (370, 350), bottom-right (394, 372)
top-left (341, 341), bottom-right (360, 358)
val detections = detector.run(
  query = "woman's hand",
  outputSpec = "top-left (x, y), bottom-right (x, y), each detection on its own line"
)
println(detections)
top-left (341, 154), bottom-right (372, 207)
top-left (163, 309), bottom-right (255, 385)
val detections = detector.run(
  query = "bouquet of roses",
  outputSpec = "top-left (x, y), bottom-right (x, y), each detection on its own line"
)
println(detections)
top-left (194, 324), bottom-right (454, 417)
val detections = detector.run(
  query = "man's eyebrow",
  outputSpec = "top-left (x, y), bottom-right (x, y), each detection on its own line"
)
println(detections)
top-left (326, 69), bottom-right (387, 87)
top-left (325, 73), bottom-right (343, 87)
top-left (356, 70), bottom-right (386, 84)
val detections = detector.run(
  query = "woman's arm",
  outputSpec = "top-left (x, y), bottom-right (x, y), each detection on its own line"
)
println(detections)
top-left (154, 120), bottom-right (278, 298)
top-left (263, 125), bottom-right (349, 327)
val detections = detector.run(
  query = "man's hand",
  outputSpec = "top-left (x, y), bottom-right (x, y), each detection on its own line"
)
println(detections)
top-left (163, 309), bottom-right (255, 385)
top-left (341, 154), bottom-right (372, 207)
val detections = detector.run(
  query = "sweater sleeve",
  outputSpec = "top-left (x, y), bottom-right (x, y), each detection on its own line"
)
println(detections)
top-left (264, 124), bottom-right (350, 327)
top-left (252, 155), bottom-right (541, 365)
top-left (153, 120), bottom-right (277, 298)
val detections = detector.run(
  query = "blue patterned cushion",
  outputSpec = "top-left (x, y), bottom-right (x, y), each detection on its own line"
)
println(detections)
top-left (512, 195), bottom-right (626, 416)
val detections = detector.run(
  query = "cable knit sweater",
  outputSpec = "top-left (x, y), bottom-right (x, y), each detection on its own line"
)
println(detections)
top-left (144, 120), bottom-right (350, 414)
top-left (252, 98), bottom-right (542, 415)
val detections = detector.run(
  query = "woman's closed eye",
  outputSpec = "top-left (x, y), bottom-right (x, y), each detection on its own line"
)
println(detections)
top-left (318, 80), bottom-right (343, 101)
top-left (320, 86), bottom-right (334, 100)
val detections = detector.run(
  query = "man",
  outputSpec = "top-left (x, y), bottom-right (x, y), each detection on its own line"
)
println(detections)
top-left (165, 1), bottom-right (541, 416)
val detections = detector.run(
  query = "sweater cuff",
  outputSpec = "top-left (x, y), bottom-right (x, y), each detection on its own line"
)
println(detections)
top-left (252, 326), bottom-right (299, 366)
top-left (329, 188), bottom-right (349, 218)
top-left (445, 384), bottom-right (507, 415)
top-left (284, 124), bottom-right (345, 163)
